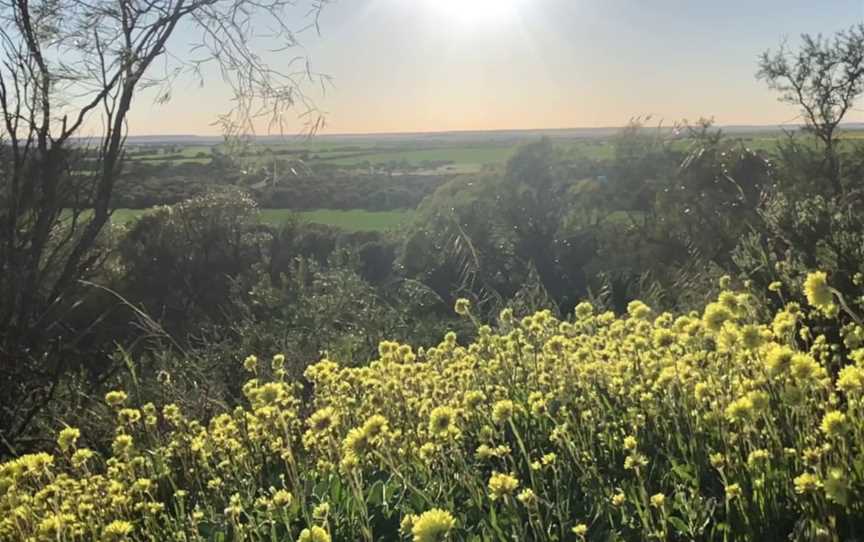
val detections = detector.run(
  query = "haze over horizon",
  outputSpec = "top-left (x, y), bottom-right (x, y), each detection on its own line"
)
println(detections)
top-left (122, 0), bottom-right (864, 136)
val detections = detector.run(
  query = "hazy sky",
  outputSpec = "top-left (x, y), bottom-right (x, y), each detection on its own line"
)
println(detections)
top-left (125, 0), bottom-right (864, 135)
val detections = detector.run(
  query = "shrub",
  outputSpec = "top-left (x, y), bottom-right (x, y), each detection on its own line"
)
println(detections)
top-left (2, 274), bottom-right (864, 540)
top-left (117, 189), bottom-right (267, 333)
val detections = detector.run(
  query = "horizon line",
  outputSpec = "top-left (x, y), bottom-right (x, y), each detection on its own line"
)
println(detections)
top-left (111, 120), bottom-right (864, 141)
top-left (122, 122), bottom-right (845, 140)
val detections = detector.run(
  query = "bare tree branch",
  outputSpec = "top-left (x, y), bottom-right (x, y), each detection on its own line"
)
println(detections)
top-left (0, 0), bottom-right (330, 453)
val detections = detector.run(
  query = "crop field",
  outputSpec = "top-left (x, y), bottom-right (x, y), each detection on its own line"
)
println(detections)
top-left (321, 145), bottom-right (518, 166)
top-left (127, 141), bottom-right (521, 171)
top-left (125, 129), bottom-right (864, 173)
top-left (109, 208), bottom-right (414, 232)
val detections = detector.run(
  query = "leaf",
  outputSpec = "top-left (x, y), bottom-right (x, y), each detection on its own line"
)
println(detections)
top-left (670, 461), bottom-right (697, 486)
top-left (366, 480), bottom-right (386, 507)
top-left (667, 516), bottom-right (691, 535)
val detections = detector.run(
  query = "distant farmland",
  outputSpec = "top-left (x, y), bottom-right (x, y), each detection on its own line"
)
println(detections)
top-left (112, 127), bottom-right (864, 233)
top-left (124, 128), bottom-right (864, 172)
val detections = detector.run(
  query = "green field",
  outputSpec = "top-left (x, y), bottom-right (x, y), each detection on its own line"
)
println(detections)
top-left (110, 208), bottom-right (413, 232)
top-left (128, 130), bottom-right (858, 172)
top-left (323, 145), bottom-right (517, 167)
top-left (261, 209), bottom-right (413, 231)
top-left (129, 141), bottom-right (520, 171)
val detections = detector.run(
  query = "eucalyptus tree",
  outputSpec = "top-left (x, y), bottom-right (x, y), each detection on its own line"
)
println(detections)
top-left (0, 0), bottom-right (329, 454)
top-left (758, 24), bottom-right (864, 193)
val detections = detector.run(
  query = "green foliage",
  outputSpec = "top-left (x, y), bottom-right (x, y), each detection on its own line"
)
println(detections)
top-left (734, 192), bottom-right (864, 317)
top-left (109, 208), bottom-right (415, 233)
top-left (400, 123), bottom-right (778, 317)
top-left (116, 189), bottom-right (266, 334)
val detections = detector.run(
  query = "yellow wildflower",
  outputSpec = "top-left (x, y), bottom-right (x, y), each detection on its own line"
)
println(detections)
top-left (412, 509), bottom-right (456, 542)
top-left (804, 271), bottom-right (835, 314)
top-left (488, 472), bottom-right (519, 501)
top-left (297, 526), bottom-right (330, 542)
top-left (104, 390), bottom-right (127, 407)
top-left (572, 523), bottom-right (588, 537)
top-left (820, 411), bottom-right (848, 437)
top-left (57, 427), bottom-right (80, 452)
top-left (491, 400), bottom-right (514, 425)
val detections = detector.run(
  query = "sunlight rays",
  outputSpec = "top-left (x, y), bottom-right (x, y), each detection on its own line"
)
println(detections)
top-left (423, 0), bottom-right (525, 27)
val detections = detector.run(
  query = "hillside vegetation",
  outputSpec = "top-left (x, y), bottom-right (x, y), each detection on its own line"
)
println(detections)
top-left (5, 7), bottom-right (864, 541)
top-left (2, 274), bottom-right (863, 541)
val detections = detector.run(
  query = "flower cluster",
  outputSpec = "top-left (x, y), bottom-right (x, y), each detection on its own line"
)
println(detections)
top-left (1, 273), bottom-right (863, 540)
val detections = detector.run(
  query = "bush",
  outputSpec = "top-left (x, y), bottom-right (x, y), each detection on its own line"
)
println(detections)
top-left (116, 189), bottom-right (268, 333)
top-left (3, 272), bottom-right (864, 541)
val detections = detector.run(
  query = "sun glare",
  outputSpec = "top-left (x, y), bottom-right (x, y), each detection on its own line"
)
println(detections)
top-left (426, 0), bottom-right (522, 25)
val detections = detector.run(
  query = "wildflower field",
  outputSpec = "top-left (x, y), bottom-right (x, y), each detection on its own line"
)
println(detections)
top-left (2, 273), bottom-right (864, 541)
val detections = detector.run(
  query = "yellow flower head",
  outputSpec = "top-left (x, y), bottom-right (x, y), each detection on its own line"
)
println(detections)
top-left (308, 407), bottom-right (339, 433)
top-left (103, 520), bottom-right (133, 540)
top-left (454, 298), bottom-right (471, 316)
top-left (312, 502), bottom-right (330, 521)
top-left (428, 406), bottom-right (458, 438)
top-left (725, 396), bottom-right (754, 422)
top-left (118, 408), bottom-right (141, 425)
top-left (57, 427), bottom-right (80, 452)
top-left (725, 483), bottom-right (742, 500)
top-left (747, 449), bottom-right (770, 468)
top-left (297, 526), bottom-right (330, 542)
top-left (517, 488), bottom-right (538, 507)
top-left (838, 365), bottom-right (864, 395)
top-left (488, 472), bottom-right (519, 501)
top-left (804, 271), bottom-right (834, 313)
top-left (627, 300), bottom-right (652, 320)
top-left (794, 472), bottom-right (822, 494)
top-left (112, 434), bottom-right (134, 456)
top-left (820, 411), bottom-right (848, 437)
top-left (464, 390), bottom-right (486, 409)
top-left (624, 453), bottom-right (648, 471)
top-left (272, 489), bottom-right (293, 507)
top-left (412, 509), bottom-right (456, 542)
top-left (703, 302), bottom-right (733, 333)
top-left (491, 400), bottom-right (515, 425)
top-left (243, 355), bottom-right (258, 372)
top-left (765, 344), bottom-right (794, 376)
top-left (71, 447), bottom-right (94, 468)
top-left (272, 353), bottom-right (286, 370)
top-left (574, 301), bottom-right (594, 319)
top-left (104, 390), bottom-right (128, 407)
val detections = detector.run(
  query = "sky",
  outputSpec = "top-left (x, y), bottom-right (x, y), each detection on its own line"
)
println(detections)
top-left (124, 0), bottom-right (864, 136)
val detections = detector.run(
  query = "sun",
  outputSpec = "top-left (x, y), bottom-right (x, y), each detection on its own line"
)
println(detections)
top-left (425, 0), bottom-right (523, 26)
